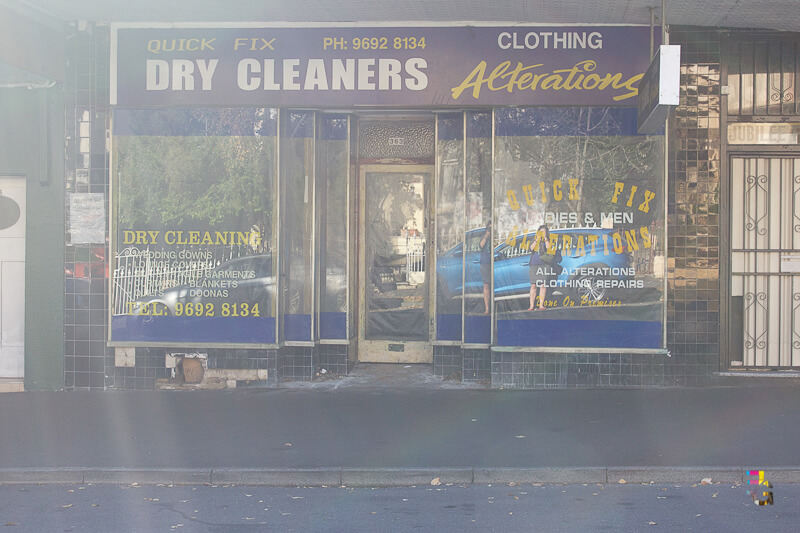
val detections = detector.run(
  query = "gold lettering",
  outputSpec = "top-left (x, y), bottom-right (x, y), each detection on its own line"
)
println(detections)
top-left (522, 184), bottom-right (536, 206)
top-left (568, 179), bottom-right (580, 200)
top-left (626, 185), bottom-right (638, 207)
top-left (553, 179), bottom-right (562, 201)
top-left (640, 226), bottom-right (652, 248)
top-left (450, 61), bottom-right (488, 99)
top-left (450, 59), bottom-right (642, 101)
top-left (612, 232), bottom-right (623, 254)
top-left (638, 190), bottom-right (656, 213)
top-left (588, 235), bottom-right (598, 256)
top-left (575, 235), bottom-right (586, 257)
top-left (611, 182), bottom-right (625, 204)
top-left (624, 230), bottom-right (639, 251)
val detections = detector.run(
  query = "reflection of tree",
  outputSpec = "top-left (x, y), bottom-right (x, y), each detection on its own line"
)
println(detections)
top-left (495, 108), bottom-right (663, 233)
top-left (115, 109), bottom-right (276, 253)
top-left (436, 137), bottom-right (463, 254)
top-left (368, 175), bottom-right (423, 259)
top-left (319, 136), bottom-right (349, 258)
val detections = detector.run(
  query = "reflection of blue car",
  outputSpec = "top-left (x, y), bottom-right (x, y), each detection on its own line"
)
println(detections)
top-left (437, 227), bottom-right (634, 303)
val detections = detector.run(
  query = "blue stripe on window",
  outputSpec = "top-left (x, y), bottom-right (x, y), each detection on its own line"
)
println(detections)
top-left (113, 108), bottom-right (278, 136)
top-left (495, 107), bottom-right (641, 137)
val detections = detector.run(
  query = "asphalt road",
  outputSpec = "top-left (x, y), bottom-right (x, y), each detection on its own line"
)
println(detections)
top-left (1, 483), bottom-right (796, 532)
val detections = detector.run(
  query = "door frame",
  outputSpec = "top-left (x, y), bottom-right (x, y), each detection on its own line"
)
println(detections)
top-left (725, 153), bottom-right (800, 369)
top-left (0, 175), bottom-right (26, 379)
top-left (357, 164), bottom-right (434, 363)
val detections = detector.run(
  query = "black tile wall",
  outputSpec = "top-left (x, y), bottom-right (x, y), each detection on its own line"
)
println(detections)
top-left (64, 23), bottom-right (111, 391)
top-left (462, 349), bottom-right (490, 383)
top-left (317, 344), bottom-right (351, 376)
top-left (279, 346), bottom-right (317, 381)
top-left (106, 348), bottom-right (171, 390)
top-left (491, 351), bottom-right (680, 389)
top-left (433, 345), bottom-right (462, 379)
top-left (666, 27), bottom-right (723, 381)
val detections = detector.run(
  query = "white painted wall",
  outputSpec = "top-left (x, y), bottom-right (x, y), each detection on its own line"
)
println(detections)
top-left (0, 176), bottom-right (25, 379)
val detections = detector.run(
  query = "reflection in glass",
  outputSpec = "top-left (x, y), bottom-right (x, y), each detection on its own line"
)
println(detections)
top-left (365, 172), bottom-right (428, 341)
top-left (492, 107), bottom-right (665, 349)
top-left (435, 114), bottom-right (464, 341)
top-left (318, 115), bottom-right (350, 339)
top-left (281, 111), bottom-right (315, 341)
top-left (464, 112), bottom-right (493, 343)
top-left (110, 108), bottom-right (278, 344)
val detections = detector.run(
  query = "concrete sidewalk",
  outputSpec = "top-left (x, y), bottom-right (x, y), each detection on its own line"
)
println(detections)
top-left (1, 370), bottom-right (799, 485)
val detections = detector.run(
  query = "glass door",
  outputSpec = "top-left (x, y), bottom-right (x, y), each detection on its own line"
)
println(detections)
top-left (358, 165), bottom-right (433, 362)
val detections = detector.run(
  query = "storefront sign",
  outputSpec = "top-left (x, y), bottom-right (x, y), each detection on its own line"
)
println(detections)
top-left (111, 24), bottom-right (652, 107)
top-left (637, 45), bottom-right (680, 134)
top-left (728, 123), bottom-right (800, 145)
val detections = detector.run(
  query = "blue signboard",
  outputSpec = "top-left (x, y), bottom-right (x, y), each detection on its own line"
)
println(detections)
top-left (112, 24), bottom-right (652, 107)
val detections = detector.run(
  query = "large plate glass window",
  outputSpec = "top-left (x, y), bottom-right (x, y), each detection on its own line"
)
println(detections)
top-left (464, 112), bottom-right (493, 344)
top-left (493, 108), bottom-right (665, 348)
top-left (435, 113), bottom-right (464, 341)
top-left (281, 111), bottom-right (316, 342)
top-left (318, 114), bottom-right (350, 340)
top-left (110, 108), bottom-right (278, 344)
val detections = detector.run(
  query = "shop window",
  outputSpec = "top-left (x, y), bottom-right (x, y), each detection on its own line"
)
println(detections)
top-left (464, 112), bottom-right (493, 343)
top-left (493, 107), bottom-right (665, 349)
top-left (109, 108), bottom-right (279, 345)
top-left (281, 111), bottom-right (316, 341)
top-left (318, 114), bottom-right (351, 340)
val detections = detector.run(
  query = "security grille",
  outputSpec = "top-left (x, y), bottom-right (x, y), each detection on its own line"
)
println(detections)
top-left (730, 157), bottom-right (800, 368)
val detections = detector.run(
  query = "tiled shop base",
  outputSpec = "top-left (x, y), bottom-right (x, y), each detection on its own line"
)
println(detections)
top-left (490, 350), bottom-right (716, 389)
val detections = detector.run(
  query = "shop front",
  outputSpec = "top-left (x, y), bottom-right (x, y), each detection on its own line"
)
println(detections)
top-left (103, 23), bottom-right (669, 386)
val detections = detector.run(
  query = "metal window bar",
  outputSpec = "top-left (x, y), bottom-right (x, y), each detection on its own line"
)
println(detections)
top-left (727, 39), bottom-right (800, 117)
top-left (731, 157), bottom-right (800, 368)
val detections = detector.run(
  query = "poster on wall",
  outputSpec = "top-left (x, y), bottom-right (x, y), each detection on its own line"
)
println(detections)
top-left (68, 193), bottom-right (106, 244)
top-left (110, 108), bottom-right (279, 345)
top-left (111, 24), bottom-right (654, 108)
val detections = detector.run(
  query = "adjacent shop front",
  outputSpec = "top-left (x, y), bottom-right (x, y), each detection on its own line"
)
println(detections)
top-left (106, 23), bottom-right (668, 386)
